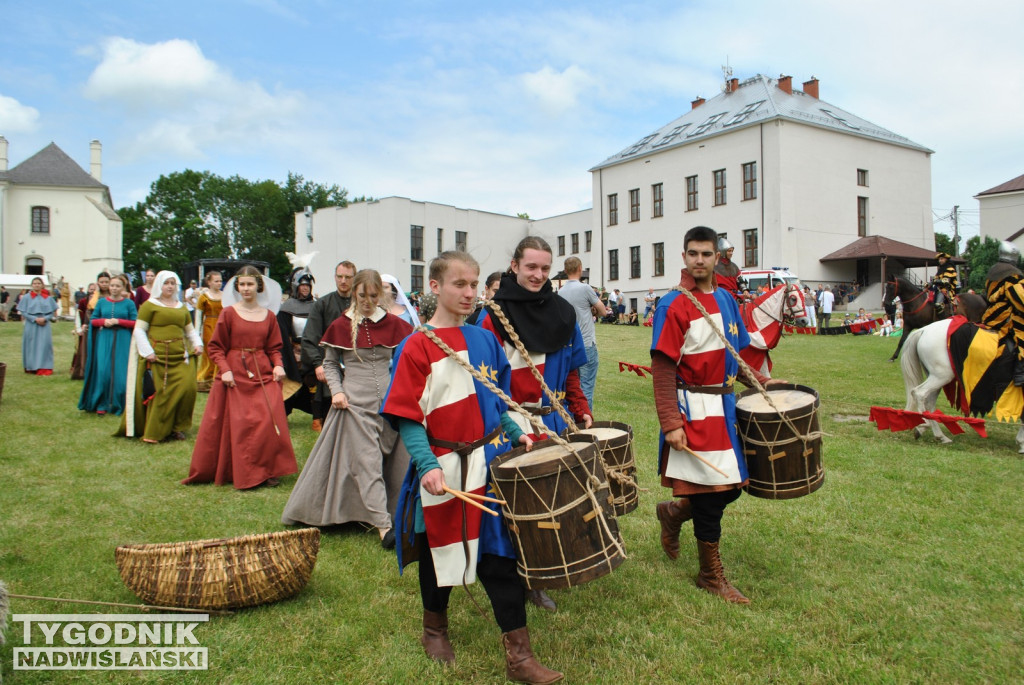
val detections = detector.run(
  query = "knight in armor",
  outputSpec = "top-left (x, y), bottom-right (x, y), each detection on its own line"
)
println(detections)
top-left (981, 240), bottom-right (1024, 385)
top-left (713, 237), bottom-right (741, 298)
top-left (277, 268), bottom-right (317, 416)
top-left (931, 252), bottom-right (959, 313)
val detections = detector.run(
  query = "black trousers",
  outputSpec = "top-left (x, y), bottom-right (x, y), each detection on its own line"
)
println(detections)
top-left (418, 538), bottom-right (526, 633)
top-left (688, 489), bottom-right (742, 543)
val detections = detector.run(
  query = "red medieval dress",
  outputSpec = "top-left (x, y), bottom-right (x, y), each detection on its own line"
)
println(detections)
top-left (182, 306), bottom-right (297, 489)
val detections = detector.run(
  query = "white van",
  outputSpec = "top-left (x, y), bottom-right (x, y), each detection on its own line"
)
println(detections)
top-left (738, 267), bottom-right (801, 293)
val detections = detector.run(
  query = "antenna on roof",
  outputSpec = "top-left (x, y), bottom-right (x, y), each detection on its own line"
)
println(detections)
top-left (721, 60), bottom-right (733, 92)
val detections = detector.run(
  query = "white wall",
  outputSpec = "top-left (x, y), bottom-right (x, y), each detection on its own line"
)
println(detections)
top-left (978, 190), bottom-right (1024, 248)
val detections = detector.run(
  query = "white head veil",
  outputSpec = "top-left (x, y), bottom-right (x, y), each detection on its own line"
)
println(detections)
top-left (222, 273), bottom-right (283, 314)
top-left (150, 270), bottom-right (183, 307)
top-left (381, 273), bottom-right (420, 326)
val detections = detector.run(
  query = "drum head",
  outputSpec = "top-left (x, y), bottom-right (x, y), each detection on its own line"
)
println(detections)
top-left (577, 427), bottom-right (628, 441)
top-left (736, 388), bottom-right (815, 413)
top-left (502, 444), bottom-right (573, 469)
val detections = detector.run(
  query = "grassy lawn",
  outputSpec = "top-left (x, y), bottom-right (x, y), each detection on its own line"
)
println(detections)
top-left (1, 320), bottom-right (1022, 683)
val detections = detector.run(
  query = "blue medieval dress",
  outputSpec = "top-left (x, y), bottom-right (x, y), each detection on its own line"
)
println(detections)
top-left (18, 291), bottom-right (58, 374)
top-left (78, 296), bottom-right (137, 414)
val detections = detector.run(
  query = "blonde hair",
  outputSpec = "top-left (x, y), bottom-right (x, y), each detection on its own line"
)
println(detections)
top-left (350, 269), bottom-right (383, 352)
top-left (430, 251), bottom-right (479, 284)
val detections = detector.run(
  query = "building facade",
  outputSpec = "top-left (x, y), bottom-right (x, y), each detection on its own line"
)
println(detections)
top-left (976, 173), bottom-right (1024, 248)
top-left (0, 138), bottom-right (123, 289)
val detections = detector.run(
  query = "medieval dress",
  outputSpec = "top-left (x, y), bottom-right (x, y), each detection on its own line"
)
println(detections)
top-left (282, 307), bottom-right (413, 527)
top-left (195, 290), bottom-right (224, 392)
top-left (70, 293), bottom-right (96, 380)
top-left (183, 306), bottom-right (297, 489)
top-left (18, 291), bottom-right (58, 374)
top-left (382, 325), bottom-right (519, 587)
top-left (651, 286), bottom-right (751, 495)
top-left (78, 296), bottom-right (137, 414)
top-left (118, 298), bottom-right (202, 442)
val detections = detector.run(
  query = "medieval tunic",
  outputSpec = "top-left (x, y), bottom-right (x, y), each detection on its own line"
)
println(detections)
top-left (982, 261), bottom-right (1024, 361)
top-left (383, 325), bottom-right (518, 587)
top-left (18, 291), bottom-right (58, 373)
top-left (118, 299), bottom-right (201, 442)
top-left (277, 293), bottom-right (316, 415)
top-left (301, 290), bottom-right (353, 406)
top-left (183, 307), bottom-right (297, 489)
top-left (714, 256), bottom-right (741, 296)
top-left (195, 291), bottom-right (224, 390)
top-left (78, 297), bottom-right (137, 414)
top-left (282, 307), bottom-right (412, 527)
top-left (651, 286), bottom-right (751, 496)
top-left (70, 294), bottom-right (94, 379)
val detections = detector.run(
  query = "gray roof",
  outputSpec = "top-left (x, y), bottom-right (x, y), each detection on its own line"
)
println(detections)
top-left (590, 74), bottom-right (933, 171)
top-left (0, 142), bottom-right (106, 188)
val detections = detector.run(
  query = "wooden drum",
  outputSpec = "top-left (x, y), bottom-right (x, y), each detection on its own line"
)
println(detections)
top-left (490, 440), bottom-right (625, 590)
top-left (568, 421), bottom-right (638, 516)
top-left (735, 383), bottom-right (825, 500)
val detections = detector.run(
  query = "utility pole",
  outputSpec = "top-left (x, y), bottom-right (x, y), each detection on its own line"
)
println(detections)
top-left (951, 205), bottom-right (960, 256)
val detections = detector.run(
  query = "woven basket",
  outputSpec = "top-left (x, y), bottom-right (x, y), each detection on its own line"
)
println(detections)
top-left (115, 528), bottom-right (320, 610)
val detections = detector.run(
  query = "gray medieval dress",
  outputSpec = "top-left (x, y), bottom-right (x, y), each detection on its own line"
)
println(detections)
top-left (281, 307), bottom-right (412, 529)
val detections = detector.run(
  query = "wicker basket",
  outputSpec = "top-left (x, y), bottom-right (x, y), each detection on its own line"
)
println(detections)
top-left (115, 528), bottom-right (320, 610)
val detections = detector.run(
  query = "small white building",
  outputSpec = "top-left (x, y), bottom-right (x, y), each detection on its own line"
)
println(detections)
top-left (583, 73), bottom-right (934, 310)
top-left (295, 196), bottom-right (592, 296)
top-left (976, 173), bottom-right (1024, 248)
top-left (0, 137), bottom-right (123, 289)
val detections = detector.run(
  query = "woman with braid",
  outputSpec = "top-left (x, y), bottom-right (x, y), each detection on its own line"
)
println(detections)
top-left (477, 236), bottom-right (592, 612)
top-left (382, 251), bottom-right (562, 684)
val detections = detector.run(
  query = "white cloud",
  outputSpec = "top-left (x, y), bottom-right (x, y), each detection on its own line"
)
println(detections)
top-left (520, 65), bottom-right (593, 115)
top-left (0, 94), bottom-right (41, 133)
top-left (83, 37), bottom-right (307, 162)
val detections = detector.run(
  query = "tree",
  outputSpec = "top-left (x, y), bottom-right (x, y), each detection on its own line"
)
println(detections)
top-left (961, 235), bottom-right (1000, 292)
top-left (935, 231), bottom-right (958, 257)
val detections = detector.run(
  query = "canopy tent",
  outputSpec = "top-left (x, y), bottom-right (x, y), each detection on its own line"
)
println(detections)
top-left (819, 235), bottom-right (964, 287)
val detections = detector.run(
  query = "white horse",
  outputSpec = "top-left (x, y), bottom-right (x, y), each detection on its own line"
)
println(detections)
top-left (900, 318), bottom-right (1024, 452)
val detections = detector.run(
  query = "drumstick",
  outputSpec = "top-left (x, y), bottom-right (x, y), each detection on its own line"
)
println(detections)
top-left (443, 486), bottom-right (500, 517)
top-left (679, 444), bottom-right (730, 478)
top-left (447, 488), bottom-right (507, 506)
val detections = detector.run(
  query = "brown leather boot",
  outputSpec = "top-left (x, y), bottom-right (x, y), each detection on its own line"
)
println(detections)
top-left (501, 627), bottom-right (563, 684)
top-left (421, 610), bottom-right (455, 664)
top-left (695, 539), bottom-right (750, 604)
top-left (655, 498), bottom-right (692, 560)
top-left (527, 588), bottom-right (557, 612)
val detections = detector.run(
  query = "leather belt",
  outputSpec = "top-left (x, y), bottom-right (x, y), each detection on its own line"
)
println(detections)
top-left (525, 405), bottom-right (554, 416)
top-left (677, 382), bottom-right (734, 395)
top-left (428, 426), bottom-right (503, 457)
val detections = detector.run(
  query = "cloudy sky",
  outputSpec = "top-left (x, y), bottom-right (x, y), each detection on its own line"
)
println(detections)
top-left (3, 0), bottom-right (1022, 244)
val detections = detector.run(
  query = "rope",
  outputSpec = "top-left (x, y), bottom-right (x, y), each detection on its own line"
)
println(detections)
top-left (484, 300), bottom-right (579, 433)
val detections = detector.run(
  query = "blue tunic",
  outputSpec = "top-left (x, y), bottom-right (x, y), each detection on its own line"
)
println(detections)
top-left (17, 293), bottom-right (58, 372)
top-left (79, 297), bottom-right (138, 414)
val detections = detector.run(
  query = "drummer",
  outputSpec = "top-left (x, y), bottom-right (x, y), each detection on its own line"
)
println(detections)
top-left (382, 250), bottom-right (563, 684)
top-left (651, 225), bottom-right (784, 604)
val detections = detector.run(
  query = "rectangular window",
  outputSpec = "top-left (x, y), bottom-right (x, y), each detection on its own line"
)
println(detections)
top-left (742, 162), bottom-right (757, 200)
top-left (686, 175), bottom-right (698, 211)
top-left (652, 183), bottom-right (664, 218)
top-left (857, 169), bottom-right (869, 186)
top-left (455, 230), bottom-right (467, 252)
top-left (653, 242), bottom-right (665, 277)
top-left (411, 265), bottom-right (424, 292)
top-left (410, 225), bottom-right (424, 261)
top-left (743, 229), bottom-right (758, 267)
top-left (713, 169), bottom-right (727, 206)
top-left (437, 228), bottom-right (444, 253)
top-left (630, 246), bottom-right (641, 278)
top-left (585, 230), bottom-right (592, 252)
top-left (31, 207), bottom-right (50, 234)
top-left (608, 194), bottom-right (618, 226)
top-left (629, 189), bottom-right (640, 222)
top-left (571, 233), bottom-right (579, 254)
top-left (858, 197), bottom-right (869, 236)
top-left (557, 236), bottom-right (566, 256)
top-left (608, 249), bottom-right (619, 281)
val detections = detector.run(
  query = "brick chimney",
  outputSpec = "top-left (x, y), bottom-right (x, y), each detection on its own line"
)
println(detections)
top-left (726, 77), bottom-right (739, 93)
top-left (691, 96), bottom-right (705, 110)
top-left (0, 136), bottom-right (7, 172)
top-left (802, 77), bottom-right (819, 99)
top-left (777, 75), bottom-right (792, 95)
top-left (89, 140), bottom-right (102, 181)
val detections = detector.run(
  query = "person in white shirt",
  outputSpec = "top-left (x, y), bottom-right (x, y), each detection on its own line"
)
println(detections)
top-left (818, 285), bottom-right (835, 330)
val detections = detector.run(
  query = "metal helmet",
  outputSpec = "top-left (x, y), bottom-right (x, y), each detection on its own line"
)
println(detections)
top-left (718, 237), bottom-right (734, 252)
top-left (999, 240), bottom-right (1020, 264)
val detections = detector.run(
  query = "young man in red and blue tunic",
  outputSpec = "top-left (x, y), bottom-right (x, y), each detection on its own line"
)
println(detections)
top-left (382, 250), bottom-right (563, 684)
top-left (651, 226), bottom-right (780, 605)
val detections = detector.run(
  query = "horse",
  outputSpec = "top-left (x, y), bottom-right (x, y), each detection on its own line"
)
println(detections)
top-left (738, 283), bottom-right (809, 376)
top-left (883, 275), bottom-right (950, 362)
top-left (899, 295), bottom-right (1024, 452)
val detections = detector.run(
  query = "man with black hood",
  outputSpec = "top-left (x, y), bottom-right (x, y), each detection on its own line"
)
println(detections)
top-left (277, 268), bottom-right (317, 416)
top-left (302, 260), bottom-right (356, 431)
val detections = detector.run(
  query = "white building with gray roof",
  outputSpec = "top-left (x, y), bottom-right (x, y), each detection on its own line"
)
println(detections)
top-left (0, 138), bottom-right (123, 291)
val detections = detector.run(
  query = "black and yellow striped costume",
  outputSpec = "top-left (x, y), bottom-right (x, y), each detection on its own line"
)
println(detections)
top-left (933, 263), bottom-right (958, 291)
top-left (982, 261), bottom-right (1024, 361)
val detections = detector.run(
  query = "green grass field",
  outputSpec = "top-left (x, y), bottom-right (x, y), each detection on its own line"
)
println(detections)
top-left (1, 320), bottom-right (1022, 683)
